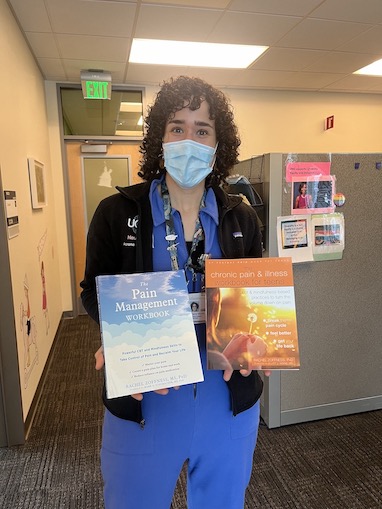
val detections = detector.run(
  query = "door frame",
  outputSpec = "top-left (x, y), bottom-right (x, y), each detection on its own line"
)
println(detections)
top-left (0, 168), bottom-right (24, 446)
top-left (57, 83), bottom-right (145, 318)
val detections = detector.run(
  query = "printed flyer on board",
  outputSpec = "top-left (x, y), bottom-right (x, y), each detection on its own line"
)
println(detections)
top-left (205, 258), bottom-right (300, 371)
top-left (96, 270), bottom-right (204, 398)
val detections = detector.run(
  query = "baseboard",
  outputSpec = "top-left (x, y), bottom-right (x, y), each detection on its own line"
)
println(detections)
top-left (24, 313), bottom-right (69, 439)
top-left (279, 395), bottom-right (382, 427)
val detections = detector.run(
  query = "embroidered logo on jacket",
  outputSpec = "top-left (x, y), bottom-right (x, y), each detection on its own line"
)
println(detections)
top-left (127, 215), bottom-right (138, 233)
top-left (123, 215), bottom-right (138, 247)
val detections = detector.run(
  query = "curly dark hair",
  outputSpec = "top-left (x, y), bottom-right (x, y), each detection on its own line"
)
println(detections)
top-left (138, 76), bottom-right (241, 186)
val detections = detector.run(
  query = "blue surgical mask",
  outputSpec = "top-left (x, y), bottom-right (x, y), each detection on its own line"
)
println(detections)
top-left (163, 139), bottom-right (217, 189)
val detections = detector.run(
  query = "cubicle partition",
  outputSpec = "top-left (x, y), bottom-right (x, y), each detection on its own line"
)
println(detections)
top-left (234, 153), bottom-right (382, 428)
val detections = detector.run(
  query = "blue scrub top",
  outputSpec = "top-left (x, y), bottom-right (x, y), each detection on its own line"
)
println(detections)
top-left (149, 177), bottom-right (222, 361)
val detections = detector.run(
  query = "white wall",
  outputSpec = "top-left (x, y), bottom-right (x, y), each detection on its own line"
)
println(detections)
top-left (0, 0), bottom-right (63, 418)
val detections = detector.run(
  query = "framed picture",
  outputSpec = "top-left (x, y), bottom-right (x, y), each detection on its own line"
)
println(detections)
top-left (28, 158), bottom-right (47, 208)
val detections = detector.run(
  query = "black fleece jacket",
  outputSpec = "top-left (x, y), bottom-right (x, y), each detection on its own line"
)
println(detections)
top-left (81, 181), bottom-right (264, 425)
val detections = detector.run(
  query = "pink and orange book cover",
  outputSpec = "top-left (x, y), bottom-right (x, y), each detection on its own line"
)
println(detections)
top-left (205, 257), bottom-right (300, 371)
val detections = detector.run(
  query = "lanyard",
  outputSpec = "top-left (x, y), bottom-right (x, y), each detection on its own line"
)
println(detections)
top-left (161, 181), bottom-right (207, 284)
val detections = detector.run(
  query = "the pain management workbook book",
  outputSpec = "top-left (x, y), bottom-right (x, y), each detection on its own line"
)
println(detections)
top-left (96, 270), bottom-right (204, 398)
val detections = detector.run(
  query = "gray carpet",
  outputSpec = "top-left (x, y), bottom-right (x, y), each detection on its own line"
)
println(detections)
top-left (0, 315), bottom-right (381, 508)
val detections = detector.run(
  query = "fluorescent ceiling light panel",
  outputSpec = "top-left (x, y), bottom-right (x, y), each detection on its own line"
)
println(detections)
top-left (116, 130), bottom-right (143, 136)
top-left (130, 39), bottom-right (268, 69)
top-left (119, 102), bottom-right (142, 112)
top-left (354, 58), bottom-right (382, 76)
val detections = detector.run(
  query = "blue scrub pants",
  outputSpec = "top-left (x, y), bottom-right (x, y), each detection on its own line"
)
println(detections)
top-left (100, 370), bottom-right (260, 509)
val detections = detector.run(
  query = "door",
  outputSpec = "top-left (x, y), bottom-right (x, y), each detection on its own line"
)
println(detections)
top-left (65, 141), bottom-right (142, 313)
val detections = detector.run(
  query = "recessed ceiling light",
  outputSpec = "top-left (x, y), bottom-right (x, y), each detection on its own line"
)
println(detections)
top-left (354, 58), bottom-right (382, 76)
top-left (129, 39), bottom-right (268, 69)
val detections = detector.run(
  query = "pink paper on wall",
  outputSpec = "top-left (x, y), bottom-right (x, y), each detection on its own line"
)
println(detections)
top-left (285, 161), bottom-right (331, 182)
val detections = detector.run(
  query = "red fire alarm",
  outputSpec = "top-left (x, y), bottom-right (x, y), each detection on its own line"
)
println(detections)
top-left (325, 115), bottom-right (334, 130)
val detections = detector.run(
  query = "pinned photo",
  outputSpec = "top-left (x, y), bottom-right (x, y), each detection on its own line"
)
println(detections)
top-left (292, 175), bottom-right (336, 215)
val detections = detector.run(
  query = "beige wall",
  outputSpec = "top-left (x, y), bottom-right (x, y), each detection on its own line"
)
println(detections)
top-left (0, 0), bottom-right (62, 418)
top-left (226, 88), bottom-right (382, 160)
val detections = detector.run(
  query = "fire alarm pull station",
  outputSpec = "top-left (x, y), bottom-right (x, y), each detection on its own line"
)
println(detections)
top-left (325, 115), bottom-right (334, 130)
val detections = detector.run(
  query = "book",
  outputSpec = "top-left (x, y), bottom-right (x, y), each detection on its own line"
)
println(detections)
top-left (205, 257), bottom-right (300, 371)
top-left (96, 270), bottom-right (204, 398)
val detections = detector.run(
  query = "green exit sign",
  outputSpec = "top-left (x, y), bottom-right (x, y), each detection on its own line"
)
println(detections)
top-left (82, 80), bottom-right (111, 100)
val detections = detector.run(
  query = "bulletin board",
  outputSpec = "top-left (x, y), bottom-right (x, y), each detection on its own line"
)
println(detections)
top-left (279, 153), bottom-right (382, 422)
top-left (235, 153), bottom-right (382, 427)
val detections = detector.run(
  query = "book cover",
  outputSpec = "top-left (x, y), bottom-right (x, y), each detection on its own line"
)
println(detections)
top-left (205, 257), bottom-right (300, 371)
top-left (96, 270), bottom-right (204, 398)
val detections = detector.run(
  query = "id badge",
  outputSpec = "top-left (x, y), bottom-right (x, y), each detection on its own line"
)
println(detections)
top-left (189, 292), bottom-right (206, 324)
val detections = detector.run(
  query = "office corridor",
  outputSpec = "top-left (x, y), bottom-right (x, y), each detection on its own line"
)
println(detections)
top-left (0, 315), bottom-right (381, 508)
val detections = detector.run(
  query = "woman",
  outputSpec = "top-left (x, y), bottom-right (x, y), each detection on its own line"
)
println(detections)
top-left (295, 182), bottom-right (312, 209)
top-left (81, 76), bottom-right (264, 509)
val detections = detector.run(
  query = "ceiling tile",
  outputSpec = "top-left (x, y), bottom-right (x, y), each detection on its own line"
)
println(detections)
top-left (252, 48), bottom-right (328, 72)
top-left (25, 32), bottom-right (61, 59)
top-left (142, 0), bottom-right (230, 7)
top-left (125, 63), bottom-right (190, 86)
top-left (134, 4), bottom-right (222, 40)
top-left (47, 0), bottom-right (137, 37)
top-left (276, 18), bottom-right (373, 51)
top-left (37, 57), bottom-right (67, 79)
top-left (228, 0), bottom-right (323, 16)
top-left (161, 67), bottom-right (245, 88)
top-left (7, 0), bottom-right (51, 31)
top-left (56, 34), bottom-right (129, 62)
top-left (304, 51), bottom-right (381, 74)
top-left (81, 0), bottom-right (137, 2)
top-left (337, 26), bottom-right (382, 54)
top-left (369, 82), bottom-right (382, 93)
top-left (250, 70), bottom-right (346, 90)
top-left (208, 12), bottom-right (302, 45)
top-left (195, 68), bottom-right (343, 91)
top-left (310, 0), bottom-right (382, 24)
top-left (322, 74), bottom-right (382, 92)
